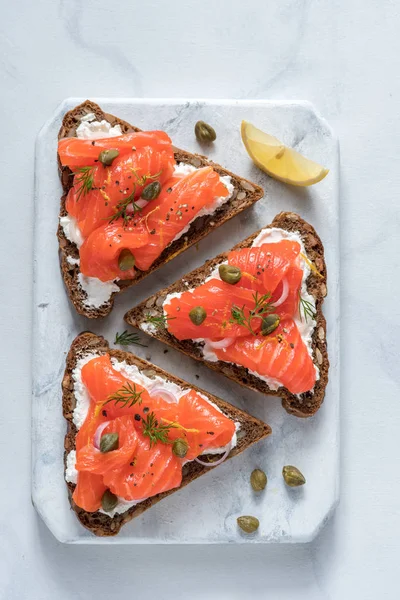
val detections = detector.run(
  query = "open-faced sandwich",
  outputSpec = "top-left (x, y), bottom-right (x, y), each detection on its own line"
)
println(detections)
top-left (57, 101), bottom-right (264, 318)
top-left (125, 212), bottom-right (329, 418)
top-left (62, 332), bottom-right (271, 536)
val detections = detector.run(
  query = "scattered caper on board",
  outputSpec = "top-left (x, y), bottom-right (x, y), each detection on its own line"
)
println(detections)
top-left (237, 515), bottom-right (259, 533)
top-left (250, 468), bottom-right (267, 491)
top-left (282, 465), bottom-right (306, 487)
top-left (195, 120), bottom-right (216, 143)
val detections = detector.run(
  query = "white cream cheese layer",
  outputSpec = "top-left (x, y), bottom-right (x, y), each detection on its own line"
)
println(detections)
top-left (77, 274), bottom-right (120, 309)
top-left (66, 354), bottom-right (238, 516)
top-left (170, 164), bottom-right (234, 243)
top-left (162, 227), bottom-right (319, 391)
top-left (60, 215), bottom-right (84, 249)
top-left (60, 113), bottom-right (233, 308)
top-left (75, 112), bottom-right (123, 139)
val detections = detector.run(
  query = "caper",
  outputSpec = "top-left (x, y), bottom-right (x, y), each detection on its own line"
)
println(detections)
top-left (261, 314), bottom-right (280, 336)
top-left (219, 264), bottom-right (242, 285)
top-left (195, 120), bottom-right (217, 143)
top-left (118, 249), bottom-right (135, 271)
top-left (189, 306), bottom-right (207, 326)
top-left (282, 465), bottom-right (306, 487)
top-left (101, 489), bottom-right (118, 512)
top-left (98, 148), bottom-right (119, 166)
top-left (100, 433), bottom-right (119, 453)
top-left (250, 468), bottom-right (267, 492)
top-left (172, 438), bottom-right (189, 458)
top-left (237, 515), bottom-right (259, 534)
top-left (141, 181), bottom-right (161, 201)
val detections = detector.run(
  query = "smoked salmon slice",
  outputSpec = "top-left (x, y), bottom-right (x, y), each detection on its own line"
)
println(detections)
top-left (76, 416), bottom-right (138, 475)
top-left (58, 131), bottom-right (172, 168)
top-left (60, 129), bottom-right (235, 286)
top-left (65, 146), bottom-right (175, 239)
top-left (214, 318), bottom-right (316, 394)
top-left (163, 240), bottom-right (316, 395)
top-left (79, 221), bottom-right (149, 282)
top-left (81, 354), bottom-right (153, 419)
top-left (164, 279), bottom-right (263, 340)
top-left (227, 240), bottom-right (301, 294)
top-left (73, 471), bottom-right (107, 513)
top-left (103, 431), bottom-right (182, 501)
top-left (133, 167), bottom-right (229, 271)
top-left (176, 390), bottom-right (236, 460)
top-left (72, 354), bottom-right (237, 511)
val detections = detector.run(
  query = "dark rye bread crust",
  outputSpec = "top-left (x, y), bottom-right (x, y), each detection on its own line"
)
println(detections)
top-left (125, 212), bottom-right (329, 418)
top-left (62, 332), bottom-right (271, 536)
top-left (57, 100), bottom-right (264, 319)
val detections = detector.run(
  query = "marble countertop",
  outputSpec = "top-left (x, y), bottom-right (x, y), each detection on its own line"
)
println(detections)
top-left (1, 0), bottom-right (399, 598)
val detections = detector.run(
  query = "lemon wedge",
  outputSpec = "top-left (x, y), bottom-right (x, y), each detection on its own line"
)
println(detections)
top-left (241, 121), bottom-right (329, 187)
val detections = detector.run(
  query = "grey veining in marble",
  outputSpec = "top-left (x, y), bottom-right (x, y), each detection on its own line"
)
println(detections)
top-left (32, 98), bottom-right (339, 544)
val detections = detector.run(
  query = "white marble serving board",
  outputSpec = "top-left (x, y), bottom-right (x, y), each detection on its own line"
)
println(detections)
top-left (32, 98), bottom-right (340, 544)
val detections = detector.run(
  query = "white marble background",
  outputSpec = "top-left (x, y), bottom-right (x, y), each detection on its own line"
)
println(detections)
top-left (0, 0), bottom-right (399, 598)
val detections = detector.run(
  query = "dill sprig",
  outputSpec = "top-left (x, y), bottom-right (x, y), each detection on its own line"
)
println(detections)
top-left (108, 185), bottom-right (141, 226)
top-left (131, 168), bottom-right (162, 187)
top-left (115, 330), bottom-right (147, 347)
top-left (74, 166), bottom-right (95, 200)
top-left (145, 313), bottom-right (175, 329)
top-left (142, 411), bottom-right (177, 447)
top-left (298, 294), bottom-right (316, 323)
top-left (230, 291), bottom-right (275, 335)
top-left (103, 382), bottom-right (143, 409)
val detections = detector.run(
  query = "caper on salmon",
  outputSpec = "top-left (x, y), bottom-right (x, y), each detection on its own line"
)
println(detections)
top-left (98, 148), bottom-right (119, 166)
top-left (250, 468), bottom-right (267, 491)
top-left (101, 489), bottom-right (118, 512)
top-left (218, 264), bottom-right (242, 285)
top-left (172, 438), bottom-right (189, 458)
top-left (189, 306), bottom-right (207, 325)
top-left (141, 181), bottom-right (161, 201)
top-left (100, 433), bottom-right (119, 453)
top-left (195, 120), bottom-right (217, 143)
top-left (261, 314), bottom-right (280, 336)
top-left (118, 248), bottom-right (135, 271)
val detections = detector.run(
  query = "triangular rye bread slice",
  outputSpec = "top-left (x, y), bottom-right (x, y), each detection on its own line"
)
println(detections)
top-left (57, 100), bottom-right (264, 319)
top-left (62, 332), bottom-right (271, 536)
top-left (125, 212), bottom-right (329, 418)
